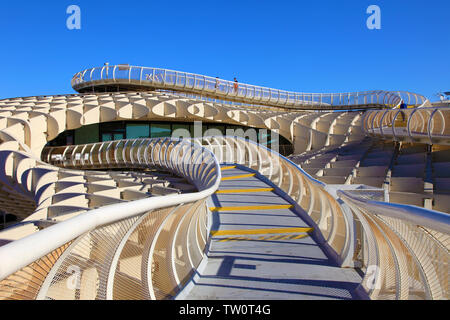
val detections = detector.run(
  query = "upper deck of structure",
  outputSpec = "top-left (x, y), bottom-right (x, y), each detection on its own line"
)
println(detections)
top-left (72, 64), bottom-right (428, 111)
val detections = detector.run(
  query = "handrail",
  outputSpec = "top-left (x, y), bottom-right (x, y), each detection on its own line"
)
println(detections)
top-left (338, 190), bottom-right (450, 235)
top-left (338, 188), bottom-right (449, 300)
top-left (197, 136), bottom-right (449, 300)
top-left (363, 106), bottom-right (450, 145)
top-left (196, 135), bottom-right (354, 266)
top-left (1, 135), bottom-right (448, 299)
top-left (71, 65), bottom-right (428, 110)
top-left (0, 138), bottom-right (221, 283)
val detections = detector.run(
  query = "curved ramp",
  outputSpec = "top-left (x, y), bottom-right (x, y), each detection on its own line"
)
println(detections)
top-left (364, 107), bottom-right (450, 145)
top-left (179, 165), bottom-right (364, 300)
top-left (72, 65), bottom-right (427, 110)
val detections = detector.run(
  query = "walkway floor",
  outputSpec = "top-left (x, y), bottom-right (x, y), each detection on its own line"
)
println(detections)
top-left (180, 165), bottom-right (364, 300)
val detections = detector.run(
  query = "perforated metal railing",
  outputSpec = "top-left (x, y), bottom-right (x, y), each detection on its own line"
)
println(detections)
top-left (338, 190), bottom-right (450, 300)
top-left (197, 136), bottom-right (450, 300)
top-left (71, 65), bottom-right (427, 110)
top-left (197, 136), bottom-right (354, 266)
top-left (1, 136), bottom-right (448, 300)
top-left (0, 138), bottom-right (220, 300)
top-left (363, 106), bottom-right (450, 145)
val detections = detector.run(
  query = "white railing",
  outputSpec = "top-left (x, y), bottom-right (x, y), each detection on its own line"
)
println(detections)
top-left (1, 136), bottom-right (448, 300)
top-left (339, 190), bottom-right (450, 300)
top-left (71, 65), bottom-right (427, 110)
top-left (197, 136), bottom-right (450, 300)
top-left (363, 106), bottom-right (450, 145)
top-left (197, 136), bottom-right (356, 266)
top-left (0, 138), bottom-right (221, 300)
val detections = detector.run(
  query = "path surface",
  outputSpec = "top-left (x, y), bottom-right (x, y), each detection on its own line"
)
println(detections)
top-left (180, 165), bottom-right (364, 300)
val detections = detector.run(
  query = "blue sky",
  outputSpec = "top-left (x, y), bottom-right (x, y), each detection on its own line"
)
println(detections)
top-left (0, 0), bottom-right (448, 100)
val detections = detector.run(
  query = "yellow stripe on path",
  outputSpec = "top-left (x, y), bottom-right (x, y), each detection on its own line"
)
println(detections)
top-left (210, 227), bottom-right (313, 236)
top-left (220, 165), bottom-right (237, 171)
top-left (221, 173), bottom-right (255, 181)
top-left (209, 204), bottom-right (293, 212)
top-left (215, 188), bottom-right (274, 194)
top-left (215, 233), bottom-right (311, 242)
top-left (291, 234), bottom-right (309, 240)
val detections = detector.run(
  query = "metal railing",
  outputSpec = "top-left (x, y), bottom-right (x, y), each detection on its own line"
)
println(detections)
top-left (0, 138), bottom-right (221, 300)
top-left (339, 190), bottom-right (450, 300)
top-left (197, 136), bottom-right (356, 266)
top-left (363, 106), bottom-right (450, 145)
top-left (71, 65), bottom-right (427, 110)
top-left (1, 136), bottom-right (448, 300)
top-left (196, 136), bottom-right (450, 300)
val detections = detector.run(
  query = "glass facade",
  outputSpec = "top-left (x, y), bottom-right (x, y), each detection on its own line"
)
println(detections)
top-left (102, 133), bottom-right (124, 141)
top-left (100, 122), bottom-right (125, 142)
top-left (46, 120), bottom-right (293, 155)
top-left (74, 123), bottom-right (99, 145)
top-left (126, 123), bottom-right (150, 139)
top-left (172, 124), bottom-right (193, 138)
top-left (150, 123), bottom-right (171, 138)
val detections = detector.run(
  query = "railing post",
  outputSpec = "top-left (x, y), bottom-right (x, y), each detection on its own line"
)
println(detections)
top-left (379, 110), bottom-right (388, 137)
top-left (407, 109), bottom-right (417, 141)
top-left (428, 109), bottom-right (438, 145)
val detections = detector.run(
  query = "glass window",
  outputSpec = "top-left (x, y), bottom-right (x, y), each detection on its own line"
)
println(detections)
top-left (126, 123), bottom-right (149, 139)
top-left (206, 125), bottom-right (225, 135)
top-left (100, 122), bottom-right (125, 142)
top-left (102, 133), bottom-right (113, 142)
top-left (101, 133), bottom-right (124, 142)
top-left (172, 123), bottom-right (190, 131)
top-left (75, 124), bottom-right (99, 145)
top-left (172, 124), bottom-right (192, 138)
top-left (113, 133), bottom-right (124, 140)
top-left (151, 123), bottom-right (171, 138)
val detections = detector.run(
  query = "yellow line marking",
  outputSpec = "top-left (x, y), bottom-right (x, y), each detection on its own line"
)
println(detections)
top-left (210, 227), bottom-right (313, 236)
top-left (215, 188), bottom-right (274, 194)
top-left (292, 234), bottom-right (309, 240)
top-left (221, 165), bottom-right (237, 171)
top-left (209, 204), bottom-right (293, 212)
top-left (221, 173), bottom-right (255, 181)
top-left (214, 233), bottom-right (311, 242)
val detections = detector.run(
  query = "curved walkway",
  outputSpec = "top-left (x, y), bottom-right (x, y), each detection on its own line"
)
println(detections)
top-left (71, 65), bottom-right (427, 110)
top-left (179, 165), bottom-right (365, 300)
top-left (364, 107), bottom-right (450, 145)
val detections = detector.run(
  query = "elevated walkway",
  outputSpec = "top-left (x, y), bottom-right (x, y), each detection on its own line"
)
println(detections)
top-left (179, 165), bottom-right (363, 300)
top-left (364, 107), bottom-right (450, 145)
top-left (71, 65), bottom-right (427, 110)
top-left (0, 136), bottom-right (448, 300)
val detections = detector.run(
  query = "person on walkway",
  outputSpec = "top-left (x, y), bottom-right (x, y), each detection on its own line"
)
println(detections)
top-left (399, 99), bottom-right (407, 122)
top-left (233, 77), bottom-right (238, 93)
top-left (215, 77), bottom-right (220, 89)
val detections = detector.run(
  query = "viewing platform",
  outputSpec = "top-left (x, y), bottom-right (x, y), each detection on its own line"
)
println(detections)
top-left (72, 65), bottom-right (428, 111)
